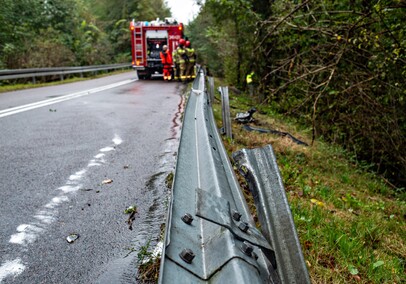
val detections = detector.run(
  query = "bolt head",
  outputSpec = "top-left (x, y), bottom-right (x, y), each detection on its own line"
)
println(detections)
top-left (238, 221), bottom-right (249, 233)
top-left (241, 241), bottom-right (254, 256)
top-left (181, 213), bottom-right (194, 225)
top-left (179, 248), bottom-right (195, 264)
top-left (232, 210), bottom-right (242, 221)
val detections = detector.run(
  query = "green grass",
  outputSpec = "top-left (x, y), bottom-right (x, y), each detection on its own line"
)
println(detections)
top-left (0, 69), bottom-right (133, 93)
top-left (212, 85), bottom-right (405, 283)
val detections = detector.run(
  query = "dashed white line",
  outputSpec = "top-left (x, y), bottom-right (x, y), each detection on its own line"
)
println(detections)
top-left (8, 134), bottom-right (123, 248)
top-left (0, 259), bottom-right (26, 282)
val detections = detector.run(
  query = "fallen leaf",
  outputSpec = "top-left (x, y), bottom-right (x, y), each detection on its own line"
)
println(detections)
top-left (124, 205), bottom-right (137, 214)
top-left (373, 260), bottom-right (384, 269)
top-left (102, 179), bottom-right (113, 184)
top-left (310, 198), bottom-right (325, 207)
top-left (352, 275), bottom-right (361, 282)
top-left (348, 265), bottom-right (359, 275)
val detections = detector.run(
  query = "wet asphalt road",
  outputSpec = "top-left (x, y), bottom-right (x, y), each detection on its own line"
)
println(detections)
top-left (0, 72), bottom-right (184, 283)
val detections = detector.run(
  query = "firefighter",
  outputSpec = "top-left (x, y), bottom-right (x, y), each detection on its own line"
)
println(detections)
top-left (160, 45), bottom-right (172, 81)
top-left (185, 41), bottom-right (196, 81)
top-left (172, 43), bottom-right (180, 81)
top-left (177, 39), bottom-right (188, 82)
top-left (246, 71), bottom-right (255, 96)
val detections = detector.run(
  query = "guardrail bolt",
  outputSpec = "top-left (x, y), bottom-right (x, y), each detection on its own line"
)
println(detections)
top-left (232, 210), bottom-right (242, 221)
top-left (181, 213), bottom-right (194, 225)
top-left (238, 221), bottom-right (249, 233)
top-left (179, 249), bottom-right (195, 264)
top-left (241, 242), bottom-right (254, 257)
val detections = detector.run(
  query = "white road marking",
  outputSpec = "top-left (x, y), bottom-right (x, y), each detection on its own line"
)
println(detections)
top-left (8, 134), bottom-right (123, 248)
top-left (113, 135), bottom-right (123, 145)
top-left (5, 134), bottom-right (124, 282)
top-left (69, 169), bottom-right (87, 181)
top-left (0, 79), bottom-right (135, 118)
top-left (0, 259), bottom-right (25, 282)
top-left (100, 146), bottom-right (115, 152)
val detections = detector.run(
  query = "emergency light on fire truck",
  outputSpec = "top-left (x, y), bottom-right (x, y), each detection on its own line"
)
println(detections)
top-left (130, 18), bottom-right (184, 80)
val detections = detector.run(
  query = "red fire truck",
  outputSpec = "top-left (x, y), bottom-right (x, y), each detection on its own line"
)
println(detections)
top-left (130, 18), bottom-right (184, 79)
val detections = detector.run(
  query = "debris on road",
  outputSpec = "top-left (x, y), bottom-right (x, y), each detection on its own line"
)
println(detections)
top-left (123, 165), bottom-right (130, 169)
top-left (66, 233), bottom-right (79, 243)
top-left (124, 205), bottom-right (137, 214)
top-left (101, 179), bottom-right (113, 185)
top-left (125, 206), bottom-right (137, 230)
top-left (80, 188), bottom-right (93, 192)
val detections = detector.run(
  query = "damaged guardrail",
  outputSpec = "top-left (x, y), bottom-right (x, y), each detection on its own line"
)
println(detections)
top-left (159, 68), bottom-right (310, 283)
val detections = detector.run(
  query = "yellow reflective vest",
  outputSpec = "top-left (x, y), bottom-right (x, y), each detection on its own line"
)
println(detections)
top-left (186, 47), bottom-right (196, 63)
top-left (246, 72), bottom-right (254, 84)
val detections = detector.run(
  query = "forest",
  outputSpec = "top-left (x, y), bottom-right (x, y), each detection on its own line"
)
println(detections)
top-left (0, 0), bottom-right (170, 68)
top-left (1, 0), bottom-right (405, 187)
top-left (188, 0), bottom-right (405, 188)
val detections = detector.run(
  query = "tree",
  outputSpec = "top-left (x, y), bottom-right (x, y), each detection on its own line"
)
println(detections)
top-left (191, 0), bottom-right (406, 187)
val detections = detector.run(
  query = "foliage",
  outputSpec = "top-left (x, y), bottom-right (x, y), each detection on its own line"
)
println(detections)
top-left (192, 0), bottom-right (406, 187)
top-left (0, 0), bottom-right (171, 68)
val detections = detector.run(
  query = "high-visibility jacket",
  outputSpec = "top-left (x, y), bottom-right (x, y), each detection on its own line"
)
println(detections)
top-left (186, 48), bottom-right (196, 63)
top-left (172, 48), bottom-right (178, 64)
top-left (160, 50), bottom-right (172, 65)
top-left (246, 72), bottom-right (254, 84)
top-left (176, 47), bottom-right (187, 64)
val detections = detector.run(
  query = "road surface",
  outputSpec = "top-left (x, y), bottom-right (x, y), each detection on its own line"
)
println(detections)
top-left (0, 72), bottom-right (184, 283)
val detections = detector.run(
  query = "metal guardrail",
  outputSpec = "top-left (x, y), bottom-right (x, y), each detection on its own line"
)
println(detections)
top-left (233, 146), bottom-right (310, 283)
top-left (0, 63), bottom-right (131, 83)
top-left (159, 68), bottom-right (310, 283)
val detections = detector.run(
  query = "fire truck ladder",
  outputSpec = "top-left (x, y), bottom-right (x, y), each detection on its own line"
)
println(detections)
top-left (134, 26), bottom-right (144, 65)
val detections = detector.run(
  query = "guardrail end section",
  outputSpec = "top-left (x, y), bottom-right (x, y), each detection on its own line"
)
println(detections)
top-left (232, 144), bottom-right (311, 284)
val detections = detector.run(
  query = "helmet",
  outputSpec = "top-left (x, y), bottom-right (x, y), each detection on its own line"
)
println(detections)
top-left (179, 38), bottom-right (186, 46)
top-left (185, 41), bottom-right (191, 47)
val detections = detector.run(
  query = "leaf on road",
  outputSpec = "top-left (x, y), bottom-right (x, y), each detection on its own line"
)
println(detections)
top-left (124, 206), bottom-right (137, 214)
top-left (102, 179), bottom-right (113, 184)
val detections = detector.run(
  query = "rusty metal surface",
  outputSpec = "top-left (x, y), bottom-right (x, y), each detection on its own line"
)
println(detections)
top-left (232, 145), bottom-right (311, 284)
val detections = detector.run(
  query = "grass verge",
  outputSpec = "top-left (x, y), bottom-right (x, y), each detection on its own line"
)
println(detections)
top-left (211, 83), bottom-right (405, 283)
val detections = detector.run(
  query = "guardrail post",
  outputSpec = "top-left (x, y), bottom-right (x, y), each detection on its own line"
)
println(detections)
top-left (32, 76), bottom-right (36, 84)
top-left (219, 86), bottom-right (232, 139)
top-left (208, 76), bottom-right (214, 103)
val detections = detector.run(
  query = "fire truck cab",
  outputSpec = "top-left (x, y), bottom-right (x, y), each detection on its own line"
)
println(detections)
top-left (130, 18), bottom-right (184, 79)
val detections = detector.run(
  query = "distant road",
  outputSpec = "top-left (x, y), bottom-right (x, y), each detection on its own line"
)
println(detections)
top-left (0, 72), bottom-right (183, 283)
